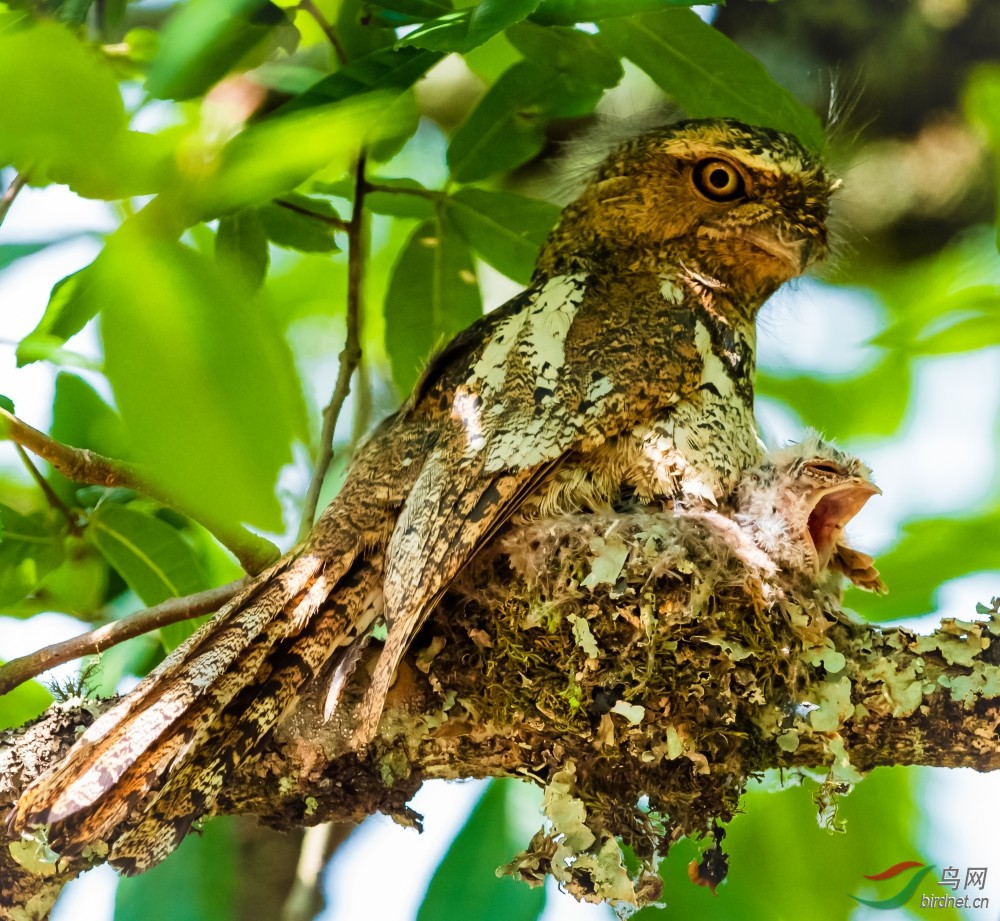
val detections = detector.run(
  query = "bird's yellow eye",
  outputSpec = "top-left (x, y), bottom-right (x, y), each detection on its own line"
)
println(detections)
top-left (692, 158), bottom-right (746, 202)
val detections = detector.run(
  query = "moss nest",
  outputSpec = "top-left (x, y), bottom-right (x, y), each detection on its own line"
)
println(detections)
top-left (370, 509), bottom-right (858, 908)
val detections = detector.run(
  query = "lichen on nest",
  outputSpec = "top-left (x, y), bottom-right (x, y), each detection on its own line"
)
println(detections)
top-left (406, 506), bottom-right (859, 908)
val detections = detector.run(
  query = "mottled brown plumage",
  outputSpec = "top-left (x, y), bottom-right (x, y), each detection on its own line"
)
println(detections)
top-left (11, 118), bottom-right (836, 873)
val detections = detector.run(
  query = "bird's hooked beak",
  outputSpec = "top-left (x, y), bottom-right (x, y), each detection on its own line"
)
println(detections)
top-left (743, 229), bottom-right (825, 275)
top-left (805, 478), bottom-right (881, 572)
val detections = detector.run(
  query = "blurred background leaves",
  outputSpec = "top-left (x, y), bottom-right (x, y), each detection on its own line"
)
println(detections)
top-left (0, 0), bottom-right (998, 918)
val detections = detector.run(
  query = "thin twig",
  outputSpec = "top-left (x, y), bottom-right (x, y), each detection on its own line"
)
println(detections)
top-left (299, 0), bottom-right (348, 65)
top-left (297, 154), bottom-right (367, 542)
top-left (0, 171), bottom-right (28, 231)
top-left (15, 445), bottom-right (81, 535)
top-left (0, 408), bottom-right (279, 574)
top-left (349, 360), bottom-right (372, 449)
top-left (0, 579), bottom-right (249, 695)
top-left (280, 823), bottom-right (352, 921)
top-left (273, 198), bottom-right (350, 232)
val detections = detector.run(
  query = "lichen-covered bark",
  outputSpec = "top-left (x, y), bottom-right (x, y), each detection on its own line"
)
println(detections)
top-left (3, 510), bottom-right (999, 918)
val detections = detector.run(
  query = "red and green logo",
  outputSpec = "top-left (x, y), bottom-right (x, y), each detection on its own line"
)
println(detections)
top-left (852, 861), bottom-right (935, 909)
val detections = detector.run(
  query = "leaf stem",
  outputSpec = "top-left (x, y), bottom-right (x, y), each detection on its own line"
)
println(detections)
top-left (299, 0), bottom-right (348, 66)
top-left (0, 408), bottom-right (279, 574)
top-left (0, 579), bottom-right (250, 695)
top-left (365, 181), bottom-right (443, 201)
top-left (297, 154), bottom-right (368, 542)
top-left (14, 445), bottom-right (81, 535)
top-left (273, 197), bottom-right (350, 232)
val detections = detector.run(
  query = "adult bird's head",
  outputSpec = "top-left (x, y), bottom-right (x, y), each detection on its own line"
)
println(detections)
top-left (536, 118), bottom-right (838, 305)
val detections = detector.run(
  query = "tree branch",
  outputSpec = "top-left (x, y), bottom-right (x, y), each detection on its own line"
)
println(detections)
top-left (0, 171), bottom-right (28, 230)
top-left (0, 408), bottom-right (279, 574)
top-left (297, 154), bottom-right (367, 542)
top-left (0, 579), bottom-right (249, 696)
top-left (5, 511), bottom-right (999, 915)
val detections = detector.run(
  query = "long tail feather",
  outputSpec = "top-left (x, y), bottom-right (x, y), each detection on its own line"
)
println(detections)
top-left (109, 557), bottom-right (383, 874)
top-left (11, 512), bottom-right (388, 858)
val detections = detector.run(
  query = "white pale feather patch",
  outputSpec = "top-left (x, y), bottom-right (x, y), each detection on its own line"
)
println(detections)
top-left (525, 274), bottom-right (587, 389)
top-left (452, 386), bottom-right (485, 453)
top-left (470, 310), bottom-right (527, 392)
top-left (462, 274), bottom-right (590, 471)
top-left (586, 374), bottom-right (613, 405)
top-left (694, 321), bottom-right (734, 397)
top-left (659, 276), bottom-right (684, 305)
top-left (639, 320), bottom-right (760, 504)
top-left (468, 274), bottom-right (587, 398)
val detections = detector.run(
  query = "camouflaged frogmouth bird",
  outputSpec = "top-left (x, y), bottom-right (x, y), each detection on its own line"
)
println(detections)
top-left (11, 118), bottom-right (836, 873)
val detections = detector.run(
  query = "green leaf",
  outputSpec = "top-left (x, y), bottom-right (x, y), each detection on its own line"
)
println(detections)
top-left (447, 60), bottom-right (603, 182)
top-left (89, 505), bottom-right (208, 607)
top-left (0, 243), bottom-right (52, 272)
top-left (366, 0), bottom-right (453, 23)
top-left (98, 0), bottom-right (128, 41)
top-left (17, 268), bottom-right (97, 367)
top-left (216, 210), bottom-right (270, 289)
top-left (0, 674), bottom-right (53, 731)
top-left (0, 505), bottom-right (65, 606)
top-left (368, 88), bottom-right (422, 163)
top-left (11, 338), bottom-right (102, 373)
top-left (531, 0), bottom-right (699, 24)
top-left (446, 26), bottom-right (620, 182)
top-left (98, 230), bottom-right (307, 531)
top-left (506, 21), bottom-right (623, 91)
top-left (0, 395), bottom-right (13, 414)
top-left (445, 188), bottom-right (559, 284)
top-left (258, 195), bottom-right (341, 253)
top-left (872, 282), bottom-right (1000, 355)
top-left (4, 539), bottom-right (109, 619)
top-left (400, 0), bottom-right (541, 53)
top-left (115, 817), bottom-right (238, 921)
top-left (183, 94), bottom-right (393, 219)
top-left (53, 0), bottom-right (96, 26)
top-left (333, 0), bottom-right (397, 60)
top-left (759, 354), bottom-right (911, 439)
top-left (905, 311), bottom-right (1000, 354)
top-left (50, 372), bottom-right (130, 464)
top-left (49, 372), bottom-right (131, 506)
top-left (147, 0), bottom-right (292, 101)
top-left (318, 177), bottom-right (438, 218)
top-left (848, 510), bottom-right (1000, 622)
top-left (599, 9), bottom-right (825, 152)
top-left (0, 22), bottom-right (124, 163)
top-left (280, 46), bottom-right (443, 113)
top-left (639, 769), bottom-right (960, 921)
top-left (385, 217), bottom-right (482, 394)
top-left (418, 780), bottom-right (545, 921)
top-left (0, 21), bottom-right (173, 197)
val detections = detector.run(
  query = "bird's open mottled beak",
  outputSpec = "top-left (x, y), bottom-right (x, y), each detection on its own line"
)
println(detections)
top-left (806, 479), bottom-right (881, 570)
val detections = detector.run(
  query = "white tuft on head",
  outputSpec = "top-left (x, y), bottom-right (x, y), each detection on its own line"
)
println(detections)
top-left (546, 107), bottom-right (681, 205)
